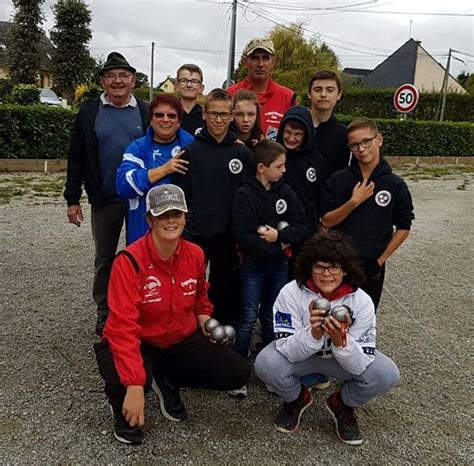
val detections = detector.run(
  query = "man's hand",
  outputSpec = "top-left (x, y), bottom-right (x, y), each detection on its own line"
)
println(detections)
top-left (309, 302), bottom-right (328, 340)
top-left (351, 179), bottom-right (375, 207)
top-left (122, 385), bottom-right (145, 427)
top-left (67, 204), bottom-right (83, 227)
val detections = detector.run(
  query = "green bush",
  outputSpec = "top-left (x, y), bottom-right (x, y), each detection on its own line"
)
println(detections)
top-left (0, 79), bottom-right (14, 103)
top-left (0, 104), bottom-right (471, 159)
top-left (300, 88), bottom-right (474, 122)
top-left (0, 104), bottom-right (76, 159)
top-left (132, 87), bottom-right (164, 102)
top-left (10, 84), bottom-right (40, 105)
top-left (336, 115), bottom-right (474, 157)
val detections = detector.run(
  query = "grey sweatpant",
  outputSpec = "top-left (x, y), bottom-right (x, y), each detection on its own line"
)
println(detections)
top-left (255, 341), bottom-right (400, 407)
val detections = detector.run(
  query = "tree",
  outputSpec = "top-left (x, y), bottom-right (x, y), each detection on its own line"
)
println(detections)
top-left (457, 71), bottom-right (474, 94)
top-left (135, 72), bottom-right (149, 88)
top-left (234, 22), bottom-right (340, 98)
top-left (50, 0), bottom-right (94, 101)
top-left (6, 0), bottom-right (45, 84)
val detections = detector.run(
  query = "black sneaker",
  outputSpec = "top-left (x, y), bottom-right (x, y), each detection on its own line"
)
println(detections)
top-left (152, 375), bottom-right (187, 422)
top-left (325, 390), bottom-right (362, 445)
top-left (110, 405), bottom-right (143, 445)
top-left (274, 385), bottom-right (313, 433)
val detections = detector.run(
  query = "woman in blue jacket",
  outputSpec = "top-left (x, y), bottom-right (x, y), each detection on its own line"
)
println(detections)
top-left (116, 94), bottom-right (194, 244)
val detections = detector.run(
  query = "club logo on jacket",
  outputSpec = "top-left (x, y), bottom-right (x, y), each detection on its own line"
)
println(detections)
top-left (306, 167), bottom-right (317, 182)
top-left (275, 198), bottom-right (288, 214)
top-left (143, 275), bottom-right (162, 302)
top-left (181, 277), bottom-right (197, 296)
top-left (229, 158), bottom-right (243, 174)
top-left (375, 190), bottom-right (392, 207)
top-left (266, 126), bottom-right (278, 141)
top-left (171, 146), bottom-right (182, 158)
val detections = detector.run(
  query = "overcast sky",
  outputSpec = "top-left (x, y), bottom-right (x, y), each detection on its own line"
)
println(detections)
top-left (1, 0), bottom-right (473, 89)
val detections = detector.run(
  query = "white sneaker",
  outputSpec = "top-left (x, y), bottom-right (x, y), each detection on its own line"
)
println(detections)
top-left (228, 385), bottom-right (248, 398)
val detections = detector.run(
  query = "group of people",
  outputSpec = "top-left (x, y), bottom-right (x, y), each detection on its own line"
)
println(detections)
top-left (65, 37), bottom-right (414, 447)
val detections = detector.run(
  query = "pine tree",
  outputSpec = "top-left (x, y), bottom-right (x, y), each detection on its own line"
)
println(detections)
top-left (50, 0), bottom-right (94, 101)
top-left (6, 0), bottom-right (45, 84)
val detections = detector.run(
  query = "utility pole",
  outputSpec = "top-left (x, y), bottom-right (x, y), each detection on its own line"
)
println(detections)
top-left (439, 48), bottom-right (452, 122)
top-left (226, 0), bottom-right (238, 88)
top-left (150, 42), bottom-right (155, 102)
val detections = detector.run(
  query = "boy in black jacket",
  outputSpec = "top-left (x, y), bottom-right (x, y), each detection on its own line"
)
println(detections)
top-left (232, 140), bottom-right (306, 397)
top-left (276, 106), bottom-right (325, 240)
top-left (321, 117), bottom-right (414, 310)
top-left (174, 89), bottom-right (251, 325)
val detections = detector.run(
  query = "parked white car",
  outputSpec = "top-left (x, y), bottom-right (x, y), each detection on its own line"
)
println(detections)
top-left (40, 88), bottom-right (62, 106)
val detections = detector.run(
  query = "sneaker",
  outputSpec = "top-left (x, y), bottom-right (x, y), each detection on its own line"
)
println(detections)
top-left (325, 390), bottom-right (362, 445)
top-left (228, 385), bottom-right (248, 398)
top-left (110, 405), bottom-right (143, 445)
top-left (152, 375), bottom-right (187, 422)
top-left (301, 373), bottom-right (330, 391)
top-left (274, 385), bottom-right (313, 433)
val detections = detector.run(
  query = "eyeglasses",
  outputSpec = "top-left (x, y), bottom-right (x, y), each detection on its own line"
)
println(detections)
top-left (348, 135), bottom-right (378, 152)
top-left (153, 112), bottom-right (178, 120)
top-left (103, 72), bottom-right (132, 81)
top-left (206, 111), bottom-right (232, 120)
top-left (177, 78), bottom-right (202, 86)
top-left (312, 264), bottom-right (342, 275)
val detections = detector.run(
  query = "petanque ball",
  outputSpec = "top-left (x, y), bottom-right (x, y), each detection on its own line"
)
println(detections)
top-left (204, 318), bottom-right (220, 333)
top-left (313, 297), bottom-right (331, 313)
top-left (257, 225), bottom-right (268, 234)
top-left (211, 325), bottom-right (226, 343)
top-left (277, 221), bottom-right (289, 231)
top-left (331, 306), bottom-right (349, 322)
top-left (223, 325), bottom-right (236, 340)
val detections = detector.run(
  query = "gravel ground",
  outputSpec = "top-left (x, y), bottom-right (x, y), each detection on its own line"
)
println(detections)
top-left (1, 170), bottom-right (473, 464)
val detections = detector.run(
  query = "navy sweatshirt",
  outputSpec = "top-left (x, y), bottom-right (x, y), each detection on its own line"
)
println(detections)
top-left (321, 157), bottom-right (414, 260)
top-left (173, 127), bottom-right (251, 240)
top-left (276, 106), bottom-right (325, 236)
top-left (233, 172), bottom-right (307, 261)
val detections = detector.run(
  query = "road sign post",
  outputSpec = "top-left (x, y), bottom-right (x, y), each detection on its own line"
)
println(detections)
top-left (393, 84), bottom-right (419, 119)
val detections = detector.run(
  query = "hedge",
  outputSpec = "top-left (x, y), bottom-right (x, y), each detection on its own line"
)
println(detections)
top-left (300, 88), bottom-right (474, 122)
top-left (337, 115), bottom-right (474, 157)
top-left (0, 104), bottom-right (76, 159)
top-left (0, 104), bottom-right (472, 159)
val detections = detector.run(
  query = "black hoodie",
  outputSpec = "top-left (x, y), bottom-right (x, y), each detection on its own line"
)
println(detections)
top-left (173, 126), bottom-right (251, 240)
top-left (314, 114), bottom-right (350, 178)
top-left (233, 171), bottom-right (307, 260)
top-left (276, 106), bottom-right (325, 236)
top-left (321, 157), bottom-right (414, 260)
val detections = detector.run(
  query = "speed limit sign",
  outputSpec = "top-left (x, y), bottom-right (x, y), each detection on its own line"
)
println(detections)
top-left (393, 84), bottom-right (419, 113)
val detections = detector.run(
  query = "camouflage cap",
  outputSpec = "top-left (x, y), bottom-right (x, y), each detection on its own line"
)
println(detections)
top-left (243, 37), bottom-right (275, 57)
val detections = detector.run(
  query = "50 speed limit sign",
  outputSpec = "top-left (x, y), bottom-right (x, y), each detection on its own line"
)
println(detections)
top-left (393, 84), bottom-right (419, 113)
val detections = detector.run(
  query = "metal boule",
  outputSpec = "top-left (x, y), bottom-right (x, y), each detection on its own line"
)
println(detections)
top-left (331, 306), bottom-right (349, 322)
top-left (313, 297), bottom-right (331, 313)
top-left (257, 225), bottom-right (268, 234)
top-left (277, 221), bottom-right (289, 231)
top-left (204, 318), bottom-right (220, 333)
top-left (223, 325), bottom-right (236, 340)
top-left (211, 325), bottom-right (226, 343)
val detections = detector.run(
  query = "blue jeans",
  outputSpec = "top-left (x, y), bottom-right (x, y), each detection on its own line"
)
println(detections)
top-left (234, 256), bottom-right (288, 358)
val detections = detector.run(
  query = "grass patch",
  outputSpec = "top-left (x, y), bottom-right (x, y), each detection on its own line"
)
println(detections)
top-left (0, 173), bottom-right (65, 204)
top-left (397, 165), bottom-right (474, 181)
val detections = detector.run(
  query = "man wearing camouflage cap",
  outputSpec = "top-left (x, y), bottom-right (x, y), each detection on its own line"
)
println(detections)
top-left (228, 37), bottom-right (297, 141)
